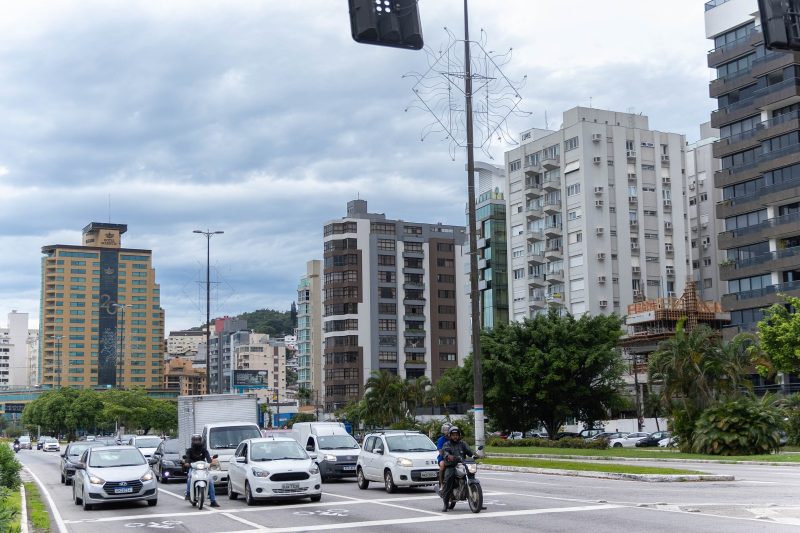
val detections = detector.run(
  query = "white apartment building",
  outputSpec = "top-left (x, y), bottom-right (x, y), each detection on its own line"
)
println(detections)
top-left (505, 107), bottom-right (690, 320)
top-left (0, 311), bottom-right (38, 387)
top-left (166, 330), bottom-right (206, 358)
top-left (297, 260), bottom-right (323, 402)
top-left (231, 332), bottom-right (288, 404)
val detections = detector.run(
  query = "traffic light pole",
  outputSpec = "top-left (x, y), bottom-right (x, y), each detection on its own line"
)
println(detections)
top-left (463, 0), bottom-right (485, 450)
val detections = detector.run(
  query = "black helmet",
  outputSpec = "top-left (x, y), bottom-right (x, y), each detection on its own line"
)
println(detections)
top-left (190, 434), bottom-right (203, 445)
top-left (449, 426), bottom-right (461, 436)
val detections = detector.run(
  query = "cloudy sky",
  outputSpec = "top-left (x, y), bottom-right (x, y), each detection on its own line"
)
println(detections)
top-left (0, 0), bottom-right (713, 331)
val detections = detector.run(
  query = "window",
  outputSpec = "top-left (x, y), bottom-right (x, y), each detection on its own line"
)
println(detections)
top-left (513, 268), bottom-right (525, 280)
top-left (509, 159), bottom-right (521, 172)
top-left (436, 242), bottom-right (454, 252)
top-left (567, 208), bottom-right (582, 221)
top-left (377, 255), bottom-right (396, 266)
top-left (377, 271), bottom-right (395, 283)
top-left (405, 242), bottom-right (423, 252)
top-left (378, 319), bottom-right (397, 331)
top-left (566, 183), bottom-right (581, 196)
top-left (436, 258), bottom-right (455, 268)
top-left (371, 222), bottom-right (396, 234)
top-left (404, 226), bottom-right (422, 235)
top-left (568, 231), bottom-right (582, 244)
top-left (438, 289), bottom-right (455, 298)
top-left (377, 239), bottom-right (396, 251)
top-left (379, 287), bottom-right (396, 299)
top-left (564, 137), bottom-right (579, 151)
top-left (725, 209), bottom-right (768, 231)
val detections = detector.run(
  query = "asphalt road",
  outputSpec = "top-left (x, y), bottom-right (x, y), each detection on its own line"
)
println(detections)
top-left (14, 446), bottom-right (800, 532)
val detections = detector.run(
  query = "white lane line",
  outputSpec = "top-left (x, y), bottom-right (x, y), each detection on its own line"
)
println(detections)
top-left (368, 499), bottom-right (442, 516)
top-left (159, 487), bottom-right (187, 500)
top-left (221, 513), bottom-right (270, 529)
top-left (20, 482), bottom-right (29, 533)
top-left (23, 466), bottom-right (68, 533)
top-left (480, 475), bottom-right (557, 486)
top-left (214, 504), bottom-right (623, 533)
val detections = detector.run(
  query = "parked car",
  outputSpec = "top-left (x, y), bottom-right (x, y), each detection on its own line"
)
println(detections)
top-left (60, 442), bottom-right (103, 485)
top-left (659, 436), bottom-right (678, 448)
top-left (150, 439), bottom-right (186, 483)
top-left (608, 432), bottom-right (650, 448)
top-left (508, 432), bottom-right (524, 440)
top-left (635, 431), bottom-right (672, 447)
top-left (589, 432), bottom-right (627, 442)
top-left (18, 436), bottom-right (32, 450)
top-left (227, 437), bottom-right (322, 504)
top-left (525, 431), bottom-right (549, 439)
top-left (357, 430), bottom-right (439, 493)
top-left (42, 437), bottom-right (61, 453)
top-left (72, 445), bottom-right (157, 510)
top-left (127, 435), bottom-right (163, 460)
top-left (579, 428), bottom-right (605, 440)
top-left (37, 437), bottom-right (50, 451)
top-left (555, 432), bottom-right (581, 440)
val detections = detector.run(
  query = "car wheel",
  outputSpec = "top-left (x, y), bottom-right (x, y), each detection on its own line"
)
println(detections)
top-left (384, 470), bottom-right (397, 494)
top-left (147, 499), bottom-right (157, 507)
top-left (612, 442), bottom-right (622, 448)
top-left (73, 484), bottom-right (82, 505)
top-left (228, 478), bottom-right (238, 500)
top-left (356, 468), bottom-right (369, 490)
top-left (60, 472), bottom-right (65, 484)
top-left (245, 482), bottom-right (256, 506)
top-left (82, 490), bottom-right (93, 511)
top-left (310, 494), bottom-right (322, 502)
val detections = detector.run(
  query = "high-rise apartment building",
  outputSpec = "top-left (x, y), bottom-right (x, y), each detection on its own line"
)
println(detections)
top-left (706, 0), bottom-right (800, 331)
top-left (0, 311), bottom-right (37, 387)
top-left (166, 330), bottom-right (206, 359)
top-left (687, 122), bottom-right (725, 302)
top-left (40, 223), bottom-right (165, 389)
top-left (164, 357), bottom-right (207, 395)
top-left (208, 316), bottom-right (247, 393)
top-left (297, 260), bottom-right (323, 402)
top-left (322, 200), bottom-right (470, 412)
top-left (231, 332), bottom-right (288, 404)
top-left (505, 107), bottom-right (689, 320)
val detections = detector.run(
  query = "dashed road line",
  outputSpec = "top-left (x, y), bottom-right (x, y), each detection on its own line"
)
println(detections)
top-left (222, 513), bottom-right (269, 529)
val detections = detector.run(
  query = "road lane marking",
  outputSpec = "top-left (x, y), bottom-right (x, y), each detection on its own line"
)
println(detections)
top-left (159, 488), bottom-right (188, 500)
top-left (479, 475), bottom-right (557, 486)
top-left (23, 466), bottom-right (68, 533)
top-left (222, 513), bottom-right (268, 529)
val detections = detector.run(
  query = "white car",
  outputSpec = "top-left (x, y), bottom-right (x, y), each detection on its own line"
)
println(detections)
top-left (608, 432), bottom-right (650, 448)
top-left (227, 437), bottom-right (322, 505)
top-left (127, 436), bottom-right (163, 460)
top-left (42, 438), bottom-right (61, 452)
top-left (659, 436), bottom-right (678, 448)
top-left (356, 431), bottom-right (439, 493)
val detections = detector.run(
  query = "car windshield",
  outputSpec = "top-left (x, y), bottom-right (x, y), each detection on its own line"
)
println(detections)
top-left (88, 449), bottom-right (145, 468)
top-left (134, 437), bottom-right (162, 448)
top-left (209, 426), bottom-right (262, 450)
top-left (317, 435), bottom-right (359, 450)
top-left (251, 441), bottom-right (307, 461)
top-left (385, 434), bottom-right (436, 452)
top-left (162, 440), bottom-right (181, 454)
top-left (68, 443), bottom-right (95, 457)
top-left (19, 437), bottom-right (30, 443)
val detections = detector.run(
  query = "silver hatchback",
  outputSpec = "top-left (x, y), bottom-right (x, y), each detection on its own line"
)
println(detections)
top-left (72, 446), bottom-right (158, 510)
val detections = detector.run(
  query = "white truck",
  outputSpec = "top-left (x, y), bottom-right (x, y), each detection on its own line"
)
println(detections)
top-left (291, 422), bottom-right (361, 481)
top-left (178, 394), bottom-right (262, 489)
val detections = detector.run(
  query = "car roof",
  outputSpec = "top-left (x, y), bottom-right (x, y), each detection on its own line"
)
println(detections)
top-left (90, 445), bottom-right (139, 452)
top-left (245, 437), bottom-right (297, 444)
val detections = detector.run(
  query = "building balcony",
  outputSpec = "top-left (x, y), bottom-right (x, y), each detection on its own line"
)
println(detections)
top-left (403, 314), bottom-right (426, 322)
top-left (542, 179), bottom-right (561, 192)
top-left (542, 156), bottom-right (560, 170)
top-left (526, 205), bottom-right (544, 219)
top-left (404, 329), bottom-right (426, 337)
top-left (527, 251), bottom-right (545, 264)
top-left (719, 246), bottom-right (800, 281)
top-left (404, 357), bottom-right (426, 366)
top-left (402, 250), bottom-right (425, 258)
top-left (546, 269), bottom-right (564, 283)
top-left (404, 346), bottom-right (426, 353)
top-left (751, 51), bottom-right (798, 78)
top-left (402, 267), bottom-right (425, 275)
top-left (709, 68), bottom-right (755, 99)
top-left (543, 202), bottom-right (562, 215)
top-left (718, 211), bottom-right (800, 249)
top-left (754, 77), bottom-right (800, 110)
top-left (722, 280), bottom-right (800, 311)
top-left (528, 274), bottom-right (546, 287)
top-left (707, 28), bottom-right (762, 68)
top-left (544, 224), bottom-right (563, 237)
top-left (527, 231), bottom-right (545, 242)
top-left (544, 247), bottom-right (563, 261)
top-left (403, 281), bottom-right (425, 291)
top-left (529, 293), bottom-right (547, 308)
top-left (525, 182), bottom-right (543, 198)
top-left (403, 297), bottom-right (426, 305)
top-left (710, 96), bottom-right (759, 129)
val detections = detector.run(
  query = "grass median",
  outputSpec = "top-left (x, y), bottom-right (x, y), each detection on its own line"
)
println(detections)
top-left (486, 446), bottom-right (800, 463)
top-left (482, 457), bottom-right (703, 475)
top-left (25, 482), bottom-right (51, 532)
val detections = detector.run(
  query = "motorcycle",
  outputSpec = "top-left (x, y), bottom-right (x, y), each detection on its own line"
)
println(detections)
top-left (13, 443), bottom-right (20, 454)
top-left (442, 454), bottom-right (483, 513)
top-left (186, 459), bottom-right (213, 510)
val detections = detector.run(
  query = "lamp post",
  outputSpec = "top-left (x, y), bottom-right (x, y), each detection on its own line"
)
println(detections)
top-left (112, 303), bottom-right (130, 389)
top-left (50, 335), bottom-right (63, 389)
top-left (194, 229), bottom-right (224, 394)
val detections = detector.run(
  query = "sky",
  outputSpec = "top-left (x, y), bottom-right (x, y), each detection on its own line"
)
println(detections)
top-left (0, 0), bottom-right (714, 332)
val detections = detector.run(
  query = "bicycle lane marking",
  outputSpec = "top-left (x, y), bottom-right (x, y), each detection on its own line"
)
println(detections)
top-left (23, 466), bottom-right (68, 533)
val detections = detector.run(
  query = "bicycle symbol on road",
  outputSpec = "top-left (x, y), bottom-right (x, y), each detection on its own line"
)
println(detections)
top-left (293, 508), bottom-right (350, 517)
top-left (124, 520), bottom-right (184, 529)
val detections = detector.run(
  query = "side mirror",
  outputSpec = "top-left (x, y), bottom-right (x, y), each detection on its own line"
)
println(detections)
top-left (477, 445), bottom-right (484, 451)
top-left (308, 453), bottom-right (318, 461)
top-left (374, 447), bottom-right (384, 455)
top-left (148, 458), bottom-right (158, 465)
top-left (306, 445), bottom-right (314, 452)
top-left (235, 456), bottom-right (247, 463)
top-left (74, 463), bottom-right (85, 470)
top-left (60, 453), bottom-right (66, 458)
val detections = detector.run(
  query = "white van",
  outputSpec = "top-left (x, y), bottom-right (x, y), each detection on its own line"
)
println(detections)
top-left (200, 421), bottom-right (262, 488)
top-left (291, 422), bottom-right (360, 481)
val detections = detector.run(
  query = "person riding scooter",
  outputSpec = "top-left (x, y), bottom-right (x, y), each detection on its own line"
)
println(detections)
top-left (12, 438), bottom-right (20, 453)
top-left (439, 426), bottom-right (477, 512)
top-left (435, 422), bottom-right (451, 493)
top-left (183, 434), bottom-right (220, 508)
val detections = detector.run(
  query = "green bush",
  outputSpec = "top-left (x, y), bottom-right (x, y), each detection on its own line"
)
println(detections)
top-left (487, 437), bottom-right (607, 450)
top-left (0, 488), bottom-right (19, 532)
top-left (0, 444), bottom-right (21, 490)
top-left (693, 397), bottom-right (783, 456)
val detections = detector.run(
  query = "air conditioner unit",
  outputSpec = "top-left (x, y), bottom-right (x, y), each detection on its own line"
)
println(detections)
top-left (665, 244), bottom-right (674, 252)
top-left (631, 242), bottom-right (639, 250)
top-left (632, 266), bottom-right (641, 274)
top-left (663, 199), bottom-right (672, 207)
top-left (592, 133), bottom-right (602, 142)
top-left (596, 227), bottom-right (604, 235)
top-left (629, 196), bottom-right (638, 203)
top-left (633, 289), bottom-right (642, 297)
top-left (598, 275), bottom-right (607, 283)
top-left (666, 266), bottom-right (675, 275)
top-left (599, 300), bottom-right (608, 307)
top-left (594, 186), bottom-right (604, 194)
top-left (597, 252), bottom-right (606, 261)
top-left (593, 156), bottom-right (602, 164)
top-left (628, 173), bottom-right (637, 180)
top-left (629, 219), bottom-right (638, 226)
top-left (595, 200), bottom-right (604, 208)
top-left (661, 155), bottom-right (670, 162)
top-left (662, 177), bottom-right (671, 185)
top-left (689, 182), bottom-right (695, 190)
top-left (664, 221), bottom-right (673, 229)
top-left (626, 150), bottom-right (637, 158)
top-left (703, 242), bottom-right (709, 249)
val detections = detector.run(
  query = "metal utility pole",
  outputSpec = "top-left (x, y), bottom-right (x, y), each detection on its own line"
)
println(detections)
top-left (51, 335), bottom-right (63, 389)
top-left (194, 229), bottom-right (224, 394)
top-left (463, 0), bottom-right (485, 449)
top-left (112, 303), bottom-right (129, 389)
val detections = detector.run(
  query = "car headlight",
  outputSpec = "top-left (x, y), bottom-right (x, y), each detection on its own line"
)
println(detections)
top-left (252, 468), bottom-right (270, 478)
top-left (141, 471), bottom-right (154, 482)
top-left (88, 475), bottom-right (105, 485)
top-left (396, 458), bottom-right (413, 468)
top-left (466, 463), bottom-right (478, 474)
top-left (309, 463), bottom-right (319, 475)
top-left (323, 454), bottom-right (337, 462)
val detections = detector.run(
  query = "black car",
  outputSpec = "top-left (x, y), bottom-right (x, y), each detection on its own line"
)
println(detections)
top-left (635, 431), bottom-right (672, 447)
top-left (60, 441), bottom-right (103, 485)
top-left (150, 439), bottom-right (186, 483)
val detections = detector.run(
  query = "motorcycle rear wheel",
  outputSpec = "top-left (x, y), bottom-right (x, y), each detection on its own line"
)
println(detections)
top-left (196, 486), bottom-right (205, 510)
top-left (467, 483), bottom-right (483, 513)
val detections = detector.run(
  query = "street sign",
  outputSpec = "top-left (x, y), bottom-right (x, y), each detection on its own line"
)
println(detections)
top-left (4, 403), bottom-right (25, 414)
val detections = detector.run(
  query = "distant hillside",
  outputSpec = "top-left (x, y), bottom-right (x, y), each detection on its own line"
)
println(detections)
top-left (237, 308), bottom-right (294, 337)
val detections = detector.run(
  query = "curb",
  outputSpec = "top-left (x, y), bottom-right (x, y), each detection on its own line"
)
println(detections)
top-left (479, 463), bottom-right (735, 482)
top-left (487, 452), bottom-right (800, 467)
top-left (19, 482), bottom-right (29, 533)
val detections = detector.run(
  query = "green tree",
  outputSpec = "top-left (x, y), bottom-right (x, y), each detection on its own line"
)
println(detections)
top-left (403, 376), bottom-right (431, 417)
top-left (66, 389), bottom-right (104, 436)
top-left (145, 400), bottom-right (178, 435)
top-left (236, 309), bottom-right (294, 337)
top-left (757, 295), bottom-right (800, 375)
top-left (362, 371), bottom-right (405, 427)
top-left (482, 310), bottom-right (626, 439)
top-left (692, 395), bottom-right (783, 455)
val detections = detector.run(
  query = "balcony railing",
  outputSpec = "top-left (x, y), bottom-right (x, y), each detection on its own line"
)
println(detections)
top-left (705, 0), bottom-right (731, 11)
top-left (724, 246), bottom-right (800, 270)
top-left (729, 279), bottom-right (800, 301)
top-left (707, 27), bottom-right (761, 54)
top-left (720, 210), bottom-right (800, 240)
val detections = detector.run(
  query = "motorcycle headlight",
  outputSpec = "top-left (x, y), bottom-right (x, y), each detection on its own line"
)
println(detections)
top-left (396, 458), bottom-right (413, 468)
top-left (252, 468), bottom-right (270, 478)
top-left (88, 475), bottom-right (105, 485)
top-left (467, 463), bottom-right (478, 474)
top-left (309, 463), bottom-right (319, 475)
top-left (193, 463), bottom-right (208, 470)
top-left (323, 454), bottom-right (337, 462)
top-left (140, 470), bottom-right (154, 482)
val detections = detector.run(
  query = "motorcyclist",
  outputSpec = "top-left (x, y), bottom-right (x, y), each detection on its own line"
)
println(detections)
top-left (183, 434), bottom-right (220, 508)
top-left (13, 438), bottom-right (20, 452)
top-left (439, 426), bottom-right (476, 512)
top-left (435, 422), bottom-right (451, 493)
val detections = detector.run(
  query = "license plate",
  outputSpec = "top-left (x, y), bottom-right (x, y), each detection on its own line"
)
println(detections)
top-left (114, 487), bottom-right (134, 494)
top-left (420, 471), bottom-right (437, 478)
top-left (342, 465), bottom-right (356, 471)
top-left (282, 483), bottom-right (300, 490)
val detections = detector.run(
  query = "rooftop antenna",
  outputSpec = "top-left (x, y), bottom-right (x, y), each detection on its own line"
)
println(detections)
top-left (108, 194), bottom-right (111, 223)
top-left (589, 97), bottom-right (593, 108)
top-left (544, 110), bottom-right (549, 130)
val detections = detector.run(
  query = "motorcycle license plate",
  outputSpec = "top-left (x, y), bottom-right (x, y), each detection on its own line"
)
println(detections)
top-left (114, 487), bottom-right (134, 494)
top-left (420, 471), bottom-right (437, 478)
top-left (282, 483), bottom-right (300, 490)
top-left (342, 465), bottom-right (356, 471)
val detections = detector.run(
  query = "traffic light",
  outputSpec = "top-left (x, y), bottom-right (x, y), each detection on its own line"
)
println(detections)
top-left (758, 0), bottom-right (800, 50)
top-left (348, 0), bottom-right (423, 50)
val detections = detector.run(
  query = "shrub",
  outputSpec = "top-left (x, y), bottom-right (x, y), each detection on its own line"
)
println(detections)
top-left (0, 445), bottom-right (21, 490)
top-left (693, 397), bottom-right (783, 456)
top-left (487, 437), bottom-right (606, 450)
top-left (0, 488), bottom-right (19, 532)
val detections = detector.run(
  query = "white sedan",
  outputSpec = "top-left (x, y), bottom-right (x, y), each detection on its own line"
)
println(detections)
top-left (42, 438), bottom-right (61, 452)
top-left (227, 437), bottom-right (322, 505)
top-left (608, 432), bottom-right (650, 448)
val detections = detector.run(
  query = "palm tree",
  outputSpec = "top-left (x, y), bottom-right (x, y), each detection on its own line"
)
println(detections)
top-left (403, 376), bottom-right (431, 417)
top-left (363, 370), bottom-right (404, 427)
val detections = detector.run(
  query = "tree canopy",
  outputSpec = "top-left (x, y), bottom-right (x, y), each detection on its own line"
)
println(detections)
top-left (237, 308), bottom-right (294, 337)
top-left (482, 310), bottom-right (626, 438)
top-left (757, 295), bottom-right (800, 375)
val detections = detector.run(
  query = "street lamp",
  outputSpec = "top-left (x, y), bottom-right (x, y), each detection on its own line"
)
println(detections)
top-left (112, 303), bottom-right (130, 389)
top-left (194, 229), bottom-right (224, 394)
top-left (50, 335), bottom-right (63, 389)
